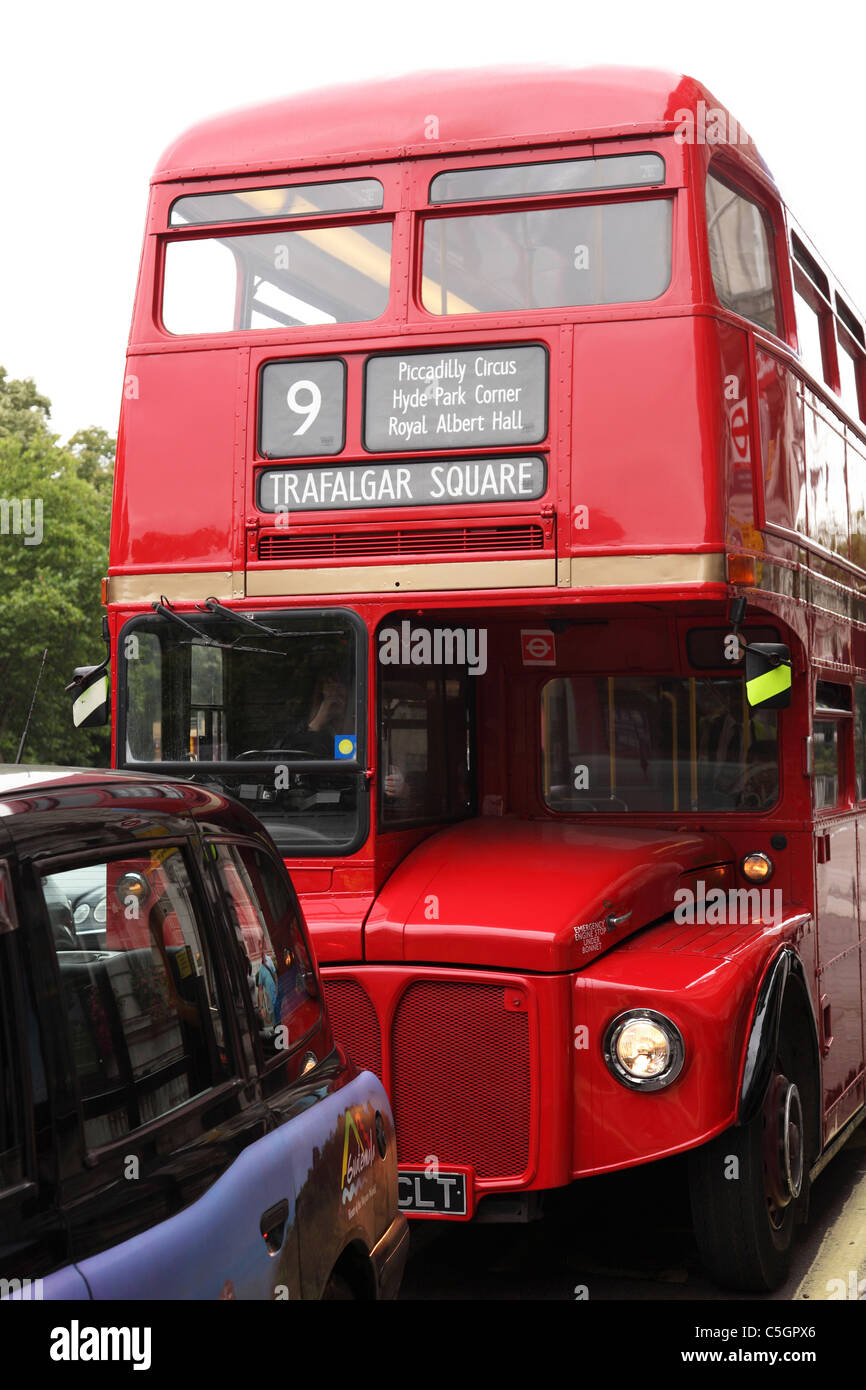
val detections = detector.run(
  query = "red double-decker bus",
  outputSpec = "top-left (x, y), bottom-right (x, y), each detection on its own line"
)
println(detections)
top-left (75, 67), bottom-right (866, 1290)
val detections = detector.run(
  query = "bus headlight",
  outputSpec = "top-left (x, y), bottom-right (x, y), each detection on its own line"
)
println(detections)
top-left (742, 852), bottom-right (773, 883)
top-left (603, 1010), bottom-right (685, 1091)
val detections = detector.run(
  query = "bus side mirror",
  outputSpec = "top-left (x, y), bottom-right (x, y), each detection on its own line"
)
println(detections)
top-left (67, 664), bottom-right (110, 728)
top-left (745, 643), bottom-right (792, 709)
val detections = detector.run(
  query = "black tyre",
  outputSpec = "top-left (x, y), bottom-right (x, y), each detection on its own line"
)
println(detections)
top-left (688, 1042), bottom-right (809, 1292)
top-left (322, 1272), bottom-right (356, 1301)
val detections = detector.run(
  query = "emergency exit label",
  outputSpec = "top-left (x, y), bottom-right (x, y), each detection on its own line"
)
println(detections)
top-left (364, 345), bottom-right (548, 451)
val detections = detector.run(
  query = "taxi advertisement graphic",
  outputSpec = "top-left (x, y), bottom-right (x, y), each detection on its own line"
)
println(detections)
top-left (341, 1109), bottom-right (377, 1218)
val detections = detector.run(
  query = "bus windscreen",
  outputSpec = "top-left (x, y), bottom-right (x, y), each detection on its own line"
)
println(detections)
top-left (121, 613), bottom-right (363, 853)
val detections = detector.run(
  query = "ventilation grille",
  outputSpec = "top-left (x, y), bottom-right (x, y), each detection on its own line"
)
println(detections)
top-left (390, 981), bottom-right (531, 1180)
top-left (258, 523), bottom-right (545, 562)
top-left (322, 978), bottom-right (382, 1079)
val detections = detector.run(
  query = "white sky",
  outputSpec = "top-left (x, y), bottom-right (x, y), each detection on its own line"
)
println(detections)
top-left (2, 0), bottom-right (864, 442)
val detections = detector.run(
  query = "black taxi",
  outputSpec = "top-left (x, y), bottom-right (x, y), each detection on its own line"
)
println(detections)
top-left (0, 766), bottom-right (407, 1300)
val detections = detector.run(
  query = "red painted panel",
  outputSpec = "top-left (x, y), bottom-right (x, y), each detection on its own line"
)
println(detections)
top-left (573, 924), bottom-right (794, 1174)
top-left (110, 350), bottom-right (241, 573)
top-left (719, 322), bottom-right (757, 549)
top-left (570, 317), bottom-right (724, 553)
top-left (364, 818), bottom-right (732, 971)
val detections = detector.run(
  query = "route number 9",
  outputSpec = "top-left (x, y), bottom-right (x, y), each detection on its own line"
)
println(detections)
top-left (286, 379), bottom-right (322, 435)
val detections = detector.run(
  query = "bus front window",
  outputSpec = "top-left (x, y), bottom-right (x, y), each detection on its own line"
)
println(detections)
top-left (121, 611), bottom-right (363, 854)
top-left (541, 675), bottom-right (779, 814)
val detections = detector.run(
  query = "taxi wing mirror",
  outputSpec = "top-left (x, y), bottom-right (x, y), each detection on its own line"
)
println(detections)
top-left (67, 663), bottom-right (110, 728)
top-left (744, 643), bottom-right (792, 709)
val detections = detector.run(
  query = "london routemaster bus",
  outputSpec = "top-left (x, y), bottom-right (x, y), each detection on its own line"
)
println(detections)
top-left (73, 67), bottom-right (866, 1291)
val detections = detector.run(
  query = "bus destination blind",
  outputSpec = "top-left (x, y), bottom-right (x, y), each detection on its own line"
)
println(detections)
top-left (258, 455), bottom-right (547, 511)
top-left (364, 345), bottom-right (548, 451)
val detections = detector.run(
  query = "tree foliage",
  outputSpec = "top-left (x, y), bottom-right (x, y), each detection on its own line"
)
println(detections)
top-left (0, 369), bottom-right (113, 765)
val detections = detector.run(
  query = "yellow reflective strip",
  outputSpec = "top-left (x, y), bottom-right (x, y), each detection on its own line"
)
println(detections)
top-left (746, 664), bottom-right (791, 706)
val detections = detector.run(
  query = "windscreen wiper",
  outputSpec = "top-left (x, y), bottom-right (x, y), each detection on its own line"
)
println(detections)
top-left (152, 597), bottom-right (284, 657)
top-left (195, 597), bottom-right (336, 641)
top-left (196, 596), bottom-right (283, 636)
top-left (152, 598), bottom-right (219, 644)
top-left (153, 596), bottom-right (337, 656)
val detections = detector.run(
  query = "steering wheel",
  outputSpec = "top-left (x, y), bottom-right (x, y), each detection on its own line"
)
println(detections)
top-left (236, 748), bottom-right (313, 759)
top-left (572, 794), bottom-right (630, 812)
top-left (53, 921), bottom-right (79, 949)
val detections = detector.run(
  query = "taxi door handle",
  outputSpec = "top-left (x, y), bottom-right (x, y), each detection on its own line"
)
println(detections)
top-left (260, 1198), bottom-right (289, 1255)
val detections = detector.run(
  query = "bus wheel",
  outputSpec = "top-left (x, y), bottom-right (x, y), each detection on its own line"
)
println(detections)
top-left (688, 1051), bottom-right (807, 1292)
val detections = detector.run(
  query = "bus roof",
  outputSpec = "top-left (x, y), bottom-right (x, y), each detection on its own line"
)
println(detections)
top-left (153, 65), bottom-right (774, 184)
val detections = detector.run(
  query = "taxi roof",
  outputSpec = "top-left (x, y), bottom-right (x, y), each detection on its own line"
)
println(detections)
top-left (0, 765), bottom-right (269, 848)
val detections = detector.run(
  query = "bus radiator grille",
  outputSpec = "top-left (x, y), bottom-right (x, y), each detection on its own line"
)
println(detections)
top-left (322, 978), bottom-right (382, 1080)
top-left (391, 981), bottom-right (532, 1181)
top-left (257, 523), bottom-right (545, 561)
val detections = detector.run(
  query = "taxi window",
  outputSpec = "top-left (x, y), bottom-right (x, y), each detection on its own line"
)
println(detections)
top-left (0, 937), bottom-right (23, 1189)
top-left (43, 848), bottom-right (233, 1150)
top-left (209, 843), bottom-right (320, 1058)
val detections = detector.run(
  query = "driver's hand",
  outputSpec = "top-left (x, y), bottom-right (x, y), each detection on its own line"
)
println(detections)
top-left (384, 765), bottom-right (407, 798)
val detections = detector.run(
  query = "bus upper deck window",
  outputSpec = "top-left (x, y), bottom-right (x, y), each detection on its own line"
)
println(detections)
top-left (706, 170), bottom-right (779, 336)
top-left (162, 222), bottom-right (392, 335)
top-left (837, 327), bottom-right (862, 419)
top-left (169, 179), bottom-right (384, 226)
top-left (794, 288), bottom-right (825, 382)
top-left (429, 153), bottom-right (665, 204)
top-left (421, 198), bottom-right (672, 315)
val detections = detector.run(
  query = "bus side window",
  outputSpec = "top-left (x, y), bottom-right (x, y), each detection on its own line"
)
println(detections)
top-left (794, 287), bottom-right (825, 383)
top-left (705, 170), bottom-right (780, 336)
top-left (814, 681), bottom-right (852, 811)
top-left (813, 722), bottom-right (839, 810)
top-left (379, 668), bottom-right (473, 827)
top-left (856, 684), bottom-right (866, 800)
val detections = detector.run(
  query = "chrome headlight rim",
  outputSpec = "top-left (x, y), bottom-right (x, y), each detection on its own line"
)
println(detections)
top-left (741, 850), bottom-right (774, 884)
top-left (603, 1008), bottom-right (686, 1092)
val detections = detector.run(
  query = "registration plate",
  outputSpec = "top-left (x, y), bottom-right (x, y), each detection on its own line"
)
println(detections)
top-left (398, 1167), bottom-right (472, 1218)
